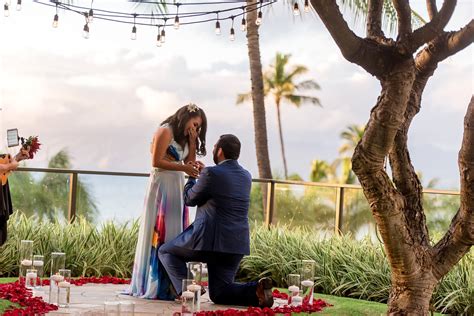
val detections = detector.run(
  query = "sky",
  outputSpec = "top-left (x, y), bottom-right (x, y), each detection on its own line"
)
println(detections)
top-left (0, 0), bottom-right (472, 191)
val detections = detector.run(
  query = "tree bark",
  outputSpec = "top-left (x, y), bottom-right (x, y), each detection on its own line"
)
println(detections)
top-left (246, 0), bottom-right (272, 207)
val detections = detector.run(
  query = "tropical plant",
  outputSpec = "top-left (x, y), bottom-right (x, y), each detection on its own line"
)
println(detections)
top-left (238, 52), bottom-right (321, 179)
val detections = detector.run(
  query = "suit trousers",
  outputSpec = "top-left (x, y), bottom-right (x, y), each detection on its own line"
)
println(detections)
top-left (158, 243), bottom-right (259, 306)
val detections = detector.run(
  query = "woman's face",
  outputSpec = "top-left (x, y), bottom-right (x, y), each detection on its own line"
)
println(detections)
top-left (184, 115), bottom-right (203, 136)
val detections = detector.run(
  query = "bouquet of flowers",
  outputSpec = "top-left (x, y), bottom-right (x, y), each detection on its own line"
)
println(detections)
top-left (21, 136), bottom-right (41, 159)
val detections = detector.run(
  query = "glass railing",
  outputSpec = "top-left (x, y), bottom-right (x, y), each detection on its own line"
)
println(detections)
top-left (9, 167), bottom-right (460, 240)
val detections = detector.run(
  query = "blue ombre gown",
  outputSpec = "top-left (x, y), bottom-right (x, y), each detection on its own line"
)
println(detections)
top-left (126, 124), bottom-right (190, 299)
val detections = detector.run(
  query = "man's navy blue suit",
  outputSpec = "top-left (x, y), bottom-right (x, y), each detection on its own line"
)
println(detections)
top-left (158, 159), bottom-right (260, 306)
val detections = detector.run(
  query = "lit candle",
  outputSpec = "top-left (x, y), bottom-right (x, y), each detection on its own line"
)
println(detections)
top-left (182, 290), bottom-right (194, 298)
top-left (26, 271), bottom-right (37, 279)
top-left (21, 259), bottom-right (32, 266)
top-left (292, 295), bottom-right (303, 306)
top-left (288, 285), bottom-right (299, 293)
top-left (187, 284), bottom-right (201, 292)
top-left (58, 281), bottom-right (71, 288)
top-left (33, 260), bottom-right (44, 267)
top-left (301, 280), bottom-right (314, 287)
top-left (51, 274), bottom-right (64, 282)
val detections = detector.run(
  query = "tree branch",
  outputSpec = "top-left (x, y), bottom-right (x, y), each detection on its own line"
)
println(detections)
top-left (393, 0), bottom-right (412, 39)
top-left (415, 20), bottom-right (474, 74)
top-left (309, 0), bottom-right (388, 77)
top-left (367, 0), bottom-right (384, 38)
top-left (426, 0), bottom-right (438, 20)
top-left (433, 97), bottom-right (474, 279)
top-left (404, 0), bottom-right (457, 53)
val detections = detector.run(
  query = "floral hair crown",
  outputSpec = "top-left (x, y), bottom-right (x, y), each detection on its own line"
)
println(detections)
top-left (187, 103), bottom-right (199, 113)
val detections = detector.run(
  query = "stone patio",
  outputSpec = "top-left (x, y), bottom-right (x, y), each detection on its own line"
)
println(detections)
top-left (31, 284), bottom-right (281, 315)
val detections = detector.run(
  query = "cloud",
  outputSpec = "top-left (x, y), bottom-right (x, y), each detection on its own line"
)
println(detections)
top-left (136, 86), bottom-right (180, 120)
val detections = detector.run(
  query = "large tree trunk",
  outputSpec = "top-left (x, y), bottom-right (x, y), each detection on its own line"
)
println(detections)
top-left (275, 101), bottom-right (288, 179)
top-left (246, 0), bottom-right (272, 208)
top-left (309, 0), bottom-right (473, 314)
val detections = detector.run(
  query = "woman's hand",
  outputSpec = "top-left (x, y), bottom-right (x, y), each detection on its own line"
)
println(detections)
top-left (195, 161), bottom-right (206, 173)
top-left (183, 161), bottom-right (199, 178)
top-left (188, 127), bottom-right (198, 147)
top-left (15, 146), bottom-right (30, 162)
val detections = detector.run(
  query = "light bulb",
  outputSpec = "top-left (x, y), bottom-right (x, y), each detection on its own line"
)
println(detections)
top-left (83, 23), bottom-right (90, 39)
top-left (131, 25), bottom-right (137, 40)
top-left (160, 29), bottom-right (166, 43)
top-left (156, 34), bottom-right (162, 47)
top-left (88, 9), bottom-right (94, 23)
top-left (304, 0), bottom-right (310, 12)
top-left (255, 11), bottom-right (262, 26)
top-left (4, 4), bottom-right (9, 17)
top-left (215, 21), bottom-right (221, 35)
top-left (52, 14), bottom-right (59, 28)
top-left (174, 15), bottom-right (179, 29)
top-left (293, 2), bottom-right (300, 16)
top-left (241, 17), bottom-right (246, 32)
top-left (229, 27), bottom-right (235, 41)
top-left (16, 0), bottom-right (20, 11)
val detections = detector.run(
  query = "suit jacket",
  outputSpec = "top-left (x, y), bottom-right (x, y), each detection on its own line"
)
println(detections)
top-left (174, 159), bottom-right (252, 255)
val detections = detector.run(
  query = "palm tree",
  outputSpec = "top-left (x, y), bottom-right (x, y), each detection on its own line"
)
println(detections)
top-left (337, 124), bottom-right (365, 184)
top-left (238, 52), bottom-right (321, 179)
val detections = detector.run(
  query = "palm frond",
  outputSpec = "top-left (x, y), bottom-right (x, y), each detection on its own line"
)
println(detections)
top-left (295, 80), bottom-right (321, 91)
top-left (285, 95), bottom-right (321, 107)
top-left (236, 93), bottom-right (252, 105)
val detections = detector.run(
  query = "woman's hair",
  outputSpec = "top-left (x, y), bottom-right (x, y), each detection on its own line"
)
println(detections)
top-left (161, 104), bottom-right (207, 156)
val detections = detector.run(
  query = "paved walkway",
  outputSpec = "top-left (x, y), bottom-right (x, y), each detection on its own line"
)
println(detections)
top-left (32, 284), bottom-right (285, 315)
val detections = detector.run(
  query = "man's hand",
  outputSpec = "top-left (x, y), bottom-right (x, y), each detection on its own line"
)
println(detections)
top-left (195, 161), bottom-right (206, 173)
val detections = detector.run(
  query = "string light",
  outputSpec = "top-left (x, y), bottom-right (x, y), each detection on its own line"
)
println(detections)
top-left (131, 14), bottom-right (137, 40)
top-left (174, 3), bottom-right (180, 29)
top-left (160, 21), bottom-right (166, 43)
top-left (215, 12), bottom-right (221, 35)
top-left (293, 1), bottom-right (300, 16)
top-left (255, 1), bottom-right (263, 26)
top-left (17, 0), bottom-right (277, 43)
top-left (229, 16), bottom-right (235, 41)
top-left (16, 0), bottom-right (21, 11)
top-left (240, 7), bottom-right (246, 32)
top-left (304, 0), bottom-right (310, 13)
top-left (4, 3), bottom-right (10, 17)
top-left (156, 26), bottom-right (162, 47)
top-left (83, 23), bottom-right (89, 39)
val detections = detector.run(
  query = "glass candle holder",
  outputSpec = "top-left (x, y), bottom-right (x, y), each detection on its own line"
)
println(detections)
top-left (187, 262), bottom-right (202, 311)
top-left (287, 273), bottom-right (301, 305)
top-left (181, 279), bottom-right (195, 316)
top-left (201, 263), bottom-right (209, 291)
top-left (104, 301), bottom-right (120, 316)
top-left (19, 240), bottom-right (33, 282)
top-left (25, 269), bottom-right (37, 289)
top-left (33, 255), bottom-right (44, 288)
top-left (57, 269), bottom-right (71, 307)
top-left (119, 301), bottom-right (135, 316)
top-left (301, 260), bottom-right (316, 305)
top-left (49, 252), bottom-right (65, 305)
top-left (50, 252), bottom-right (66, 277)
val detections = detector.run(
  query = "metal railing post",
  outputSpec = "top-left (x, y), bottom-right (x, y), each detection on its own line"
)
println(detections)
top-left (334, 187), bottom-right (344, 235)
top-left (68, 172), bottom-right (78, 223)
top-left (265, 181), bottom-right (275, 228)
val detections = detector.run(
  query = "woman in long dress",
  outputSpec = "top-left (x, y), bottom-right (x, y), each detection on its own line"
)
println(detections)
top-left (127, 103), bottom-right (207, 299)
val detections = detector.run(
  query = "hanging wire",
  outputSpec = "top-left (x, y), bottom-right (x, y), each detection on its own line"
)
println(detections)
top-left (33, 0), bottom-right (277, 28)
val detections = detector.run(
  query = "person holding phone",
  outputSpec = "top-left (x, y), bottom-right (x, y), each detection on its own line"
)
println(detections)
top-left (126, 103), bottom-right (207, 300)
